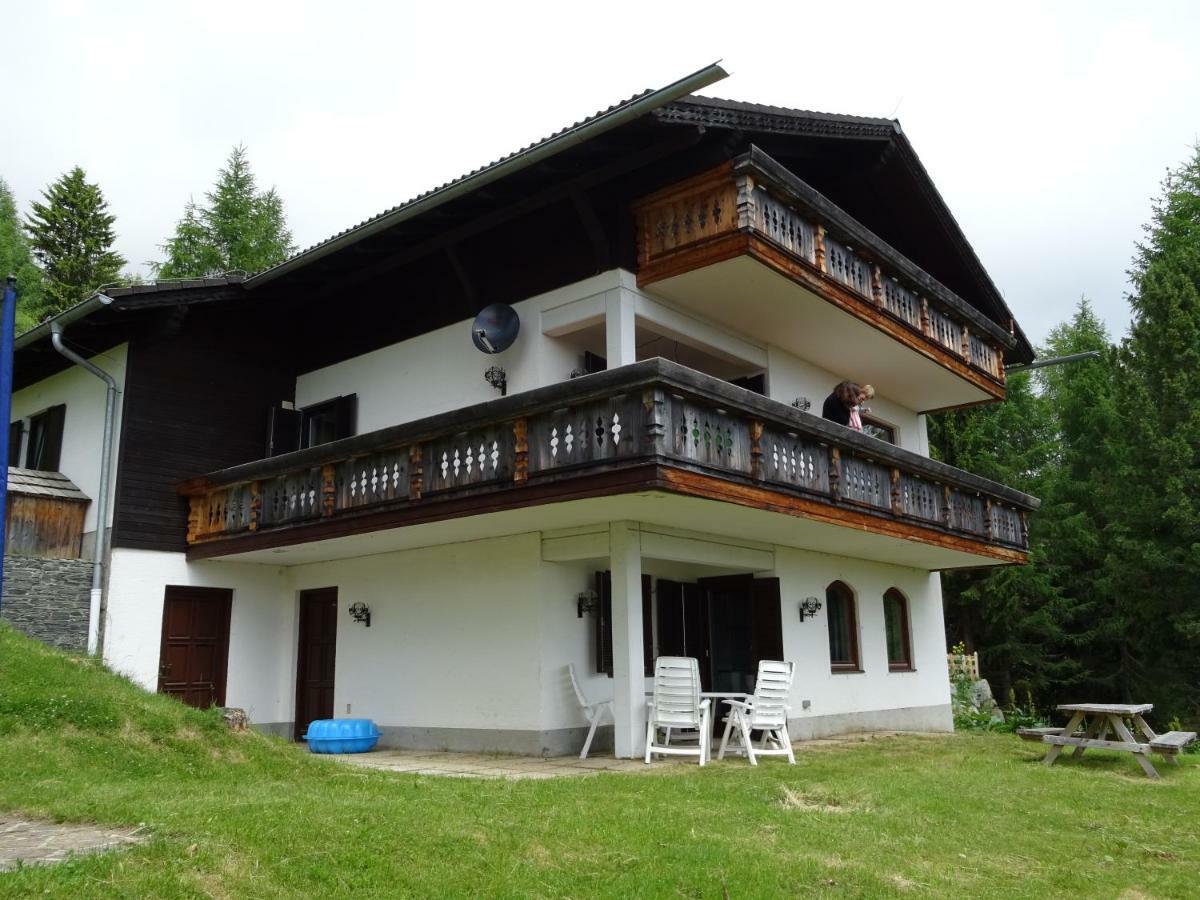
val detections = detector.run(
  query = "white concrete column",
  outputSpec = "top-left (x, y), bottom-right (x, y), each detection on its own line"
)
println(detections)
top-left (609, 520), bottom-right (645, 758)
top-left (605, 287), bottom-right (637, 367)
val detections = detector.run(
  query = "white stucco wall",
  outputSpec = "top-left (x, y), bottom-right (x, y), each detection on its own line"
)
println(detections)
top-left (11, 342), bottom-right (128, 534)
top-left (105, 548), bottom-right (295, 725)
top-left (294, 275), bottom-right (610, 433)
top-left (105, 531), bottom-right (950, 748)
top-left (772, 547), bottom-right (950, 722)
top-left (287, 533), bottom-right (549, 732)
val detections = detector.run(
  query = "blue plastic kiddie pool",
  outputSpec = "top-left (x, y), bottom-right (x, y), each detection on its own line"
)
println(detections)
top-left (302, 718), bottom-right (380, 753)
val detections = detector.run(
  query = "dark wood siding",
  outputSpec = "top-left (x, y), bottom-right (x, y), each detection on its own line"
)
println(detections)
top-left (111, 308), bottom-right (295, 552)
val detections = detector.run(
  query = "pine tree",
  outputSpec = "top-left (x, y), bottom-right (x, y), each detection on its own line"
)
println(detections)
top-left (155, 146), bottom-right (294, 279)
top-left (24, 167), bottom-right (126, 313)
top-left (0, 178), bottom-right (46, 332)
top-left (1104, 145), bottom-right (1200, 719)
top-left (929, 372), bottom-right (1063, 701)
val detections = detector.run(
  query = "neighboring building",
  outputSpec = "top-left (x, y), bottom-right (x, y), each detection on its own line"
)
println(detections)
top-left (9, 66), bottom-right (1038, 756)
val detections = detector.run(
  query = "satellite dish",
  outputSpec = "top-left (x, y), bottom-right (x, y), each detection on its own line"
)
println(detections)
top-left (471, 303), bottom-right (520, 354)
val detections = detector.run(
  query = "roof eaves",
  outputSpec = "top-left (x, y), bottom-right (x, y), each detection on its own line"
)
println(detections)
top-left (244, 62), bottom-right (730, 291)
top-left (654, 95), bottom-right (899, 140)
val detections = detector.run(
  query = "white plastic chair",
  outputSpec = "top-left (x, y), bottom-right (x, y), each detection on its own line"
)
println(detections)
top-left (645, 656), bottom-right (710, 765)
top-left (568, 664), bottom-right (613, 759)
top-left (717, 660), bottom-right (796, 765)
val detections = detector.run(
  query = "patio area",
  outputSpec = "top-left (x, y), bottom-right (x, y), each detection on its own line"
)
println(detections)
top-left (320, 732), bottom-right (902, 779)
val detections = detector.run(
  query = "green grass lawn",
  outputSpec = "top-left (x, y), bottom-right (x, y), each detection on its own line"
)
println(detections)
top-left (1, 624), bottom-right (1196, 898)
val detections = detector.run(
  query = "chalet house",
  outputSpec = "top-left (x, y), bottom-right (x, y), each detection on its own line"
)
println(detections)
top-left (9, 65), bottom-right (1038, 757)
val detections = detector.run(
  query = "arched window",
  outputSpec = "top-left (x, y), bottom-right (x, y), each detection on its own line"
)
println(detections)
top-left (883, 588), bottom-right (913, 671)
top-left (825, 581), bottom-right (860, 671)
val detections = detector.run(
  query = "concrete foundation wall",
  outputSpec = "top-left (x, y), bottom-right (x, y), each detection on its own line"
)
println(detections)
top-left (1, 555), bottom-right (92, 652)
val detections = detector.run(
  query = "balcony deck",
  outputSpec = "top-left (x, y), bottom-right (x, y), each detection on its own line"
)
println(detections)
top-left (178, 360), bottom-right (1037, 566)
top-left (633, 149), bottom-right (1016, 411)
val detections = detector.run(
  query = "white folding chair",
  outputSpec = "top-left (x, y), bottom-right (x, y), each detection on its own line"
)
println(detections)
top-left (645, 656), bottom-right (710, 765)
top-left (717, 660), bottom-right (796, 765)
top-left (568, 664), bottom-right (613, 759)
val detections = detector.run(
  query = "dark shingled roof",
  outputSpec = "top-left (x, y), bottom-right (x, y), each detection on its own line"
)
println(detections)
top-left (7, 467), bottom-right (89, 502)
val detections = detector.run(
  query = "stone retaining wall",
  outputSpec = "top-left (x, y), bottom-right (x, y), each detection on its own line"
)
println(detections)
top-left (1, 556), bottom-right (92, 652)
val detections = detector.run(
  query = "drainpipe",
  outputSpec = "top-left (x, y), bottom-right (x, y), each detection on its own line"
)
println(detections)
top-left (50, 310), bottom-right (117, 656)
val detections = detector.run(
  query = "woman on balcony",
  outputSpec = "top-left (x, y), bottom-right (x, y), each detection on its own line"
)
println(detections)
top-left (822, 381), bottom-right (860, 428)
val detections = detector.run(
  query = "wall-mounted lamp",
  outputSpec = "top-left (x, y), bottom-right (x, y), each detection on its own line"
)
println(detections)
top-left (484, 365), bottom-right (508, 396)
top-left (798, 596), bottom-right (822, 622)
top-left (577, 589), bottom-right (600, 619)
top-left (792, 396), bottom-right (812, 412)
top-left (348, 602), bottom-right (372, 627)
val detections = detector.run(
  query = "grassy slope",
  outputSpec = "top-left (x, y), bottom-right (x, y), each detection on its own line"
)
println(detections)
top-left (0, 623), bottom-right (1197, 899)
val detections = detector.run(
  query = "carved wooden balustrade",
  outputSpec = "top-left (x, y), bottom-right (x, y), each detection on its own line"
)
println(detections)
top-left (633, 148), bottom-right (1014, 391)
top-left (180, 360), bottom-right (1036, 560)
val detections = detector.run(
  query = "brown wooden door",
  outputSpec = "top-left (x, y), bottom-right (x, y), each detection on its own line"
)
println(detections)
top-left (158, 586), bottom-right (232, 709)
top-left (699, 575), bottom-right (784, 695)
top-left (295, 588), bottom-right (338, 740)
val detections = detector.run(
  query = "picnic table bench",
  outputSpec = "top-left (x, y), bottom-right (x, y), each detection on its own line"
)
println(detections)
top-left (1038, 703), bottom-right (1196, 779)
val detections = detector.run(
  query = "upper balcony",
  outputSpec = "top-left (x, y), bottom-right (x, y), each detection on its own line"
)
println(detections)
top-left (632, 148), bottom-right (1016, 412)
top-left (178, 359), bottom-right (1037, 569)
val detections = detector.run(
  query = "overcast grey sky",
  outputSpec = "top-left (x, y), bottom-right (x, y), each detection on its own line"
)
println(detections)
top-left (6, 1), bottom-right (1198, 345)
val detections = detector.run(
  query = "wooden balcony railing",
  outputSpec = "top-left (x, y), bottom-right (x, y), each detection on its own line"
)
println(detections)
top-left (179, 360), bottom-right (1037, 562)
top-left (633, 148), bottom-right (1014, 387)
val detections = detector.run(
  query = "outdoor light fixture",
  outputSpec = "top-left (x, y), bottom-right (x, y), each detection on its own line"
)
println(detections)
top-left (348, 602), bottom-right (372, 627)
top-left (792, 396), bottom-right (812, 411)
top-left (484, 365), bottom-right (508, 396)
top-left (577, 589), bottom-right (600, 618)
top-left (798, 596), bottom-right (822, 622)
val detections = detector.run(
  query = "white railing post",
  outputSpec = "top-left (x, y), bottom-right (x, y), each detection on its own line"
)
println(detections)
top-left (609, 520), bottom-right (645, 758)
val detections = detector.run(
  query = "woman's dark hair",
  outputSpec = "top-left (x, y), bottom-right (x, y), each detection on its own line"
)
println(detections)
top-left (833, 381), bottom-right (861, 405)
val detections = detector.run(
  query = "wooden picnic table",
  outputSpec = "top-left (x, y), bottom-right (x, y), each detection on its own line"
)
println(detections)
top-left (1041, 703), bottom-right (1166, 779)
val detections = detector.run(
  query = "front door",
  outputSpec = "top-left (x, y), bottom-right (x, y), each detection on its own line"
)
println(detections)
top-left (295, 587), bottom-right (338, 741)
top-left (656, 575), bottom-right (783, 694)
top-left (158, 586), bottom-right (232, 709)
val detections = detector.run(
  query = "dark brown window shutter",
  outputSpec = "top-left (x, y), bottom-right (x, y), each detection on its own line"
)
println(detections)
top-left (27, 404), bottom-right (66, 471)
top-left (656, 579), bottom-right (685, 657)
top-left (595, 571), bottom-right (612, 676)
top-left (8, 420), bottom-right (23, 467)
top-left (334, 394), bottom-right (357, 440)
top-left (751, 577), bottom-right (784, 662)
top-left (595, 570), bottom-right (653, 678)
top-left (642, 574), bottom-right (653, 676)
top-left (266, 404), bottom-right (301, 457)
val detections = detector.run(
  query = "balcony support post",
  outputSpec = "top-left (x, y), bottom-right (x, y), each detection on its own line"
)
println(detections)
top-left (890, 467), bottom-right (902, 516)
top-left (409, 445), bottom-right (423, 500)
top-left (321, 465), bottom-right (336, 517)
top-left (814, 224), bottom-right (827, 273)
top-left (643, 387), bottom-right (667, 457)
top-left (750, 419), bottom-right (764, 480)
top-left (513, 418), bottom-right (529, 483)
top-left (829, 447), bottom-right (841, 500)
top-left (249, 481), bottom-right (261, 531)
top-left (605, 286), bottom-right (637, 367)
top-left (609, 520), bottom-right (645, 759)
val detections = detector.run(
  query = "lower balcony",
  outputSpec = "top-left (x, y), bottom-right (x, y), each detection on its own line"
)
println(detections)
top-left (178, 360), bottom-right (1037, 568)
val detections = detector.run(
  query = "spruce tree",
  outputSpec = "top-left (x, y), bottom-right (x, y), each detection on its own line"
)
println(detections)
top-left (0, 178), bottom-right (46, 331)
top-left (1105, 145), bottom-right (1200, 719)
top-left (156, 145), bottom-right (294, 278)
top-left (24, 167), bottom-right (126, 313)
